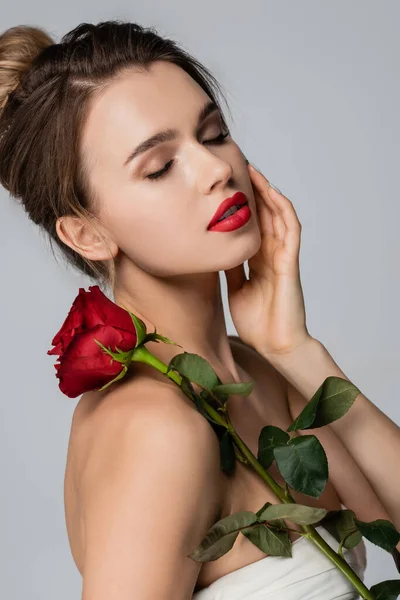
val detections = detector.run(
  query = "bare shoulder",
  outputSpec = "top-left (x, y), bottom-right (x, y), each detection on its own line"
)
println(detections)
top-left (75, 376), bottom-right (225, 514)
top-left (78, 376), bottom-right (224, 479)
top-left (75, 377), bottom-right (225, 599)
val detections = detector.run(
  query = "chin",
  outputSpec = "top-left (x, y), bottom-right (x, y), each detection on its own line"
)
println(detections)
top-left (227, 229), bottom-right (262, 268)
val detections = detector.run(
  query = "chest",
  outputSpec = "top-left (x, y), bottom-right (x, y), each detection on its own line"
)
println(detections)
top-left (63, 339), bottom-right (343, 587)
top-left (194, 340), bottom-right (343, 591)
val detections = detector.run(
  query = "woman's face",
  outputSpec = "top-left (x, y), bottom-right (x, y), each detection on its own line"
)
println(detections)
top-left (80, 60), bottom-right (262, 278)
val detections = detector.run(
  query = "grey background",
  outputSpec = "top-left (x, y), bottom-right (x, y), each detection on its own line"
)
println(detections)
top-left (1, 1), bottom-right (399, 598)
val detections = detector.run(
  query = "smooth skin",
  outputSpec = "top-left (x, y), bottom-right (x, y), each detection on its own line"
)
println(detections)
top-left (57, 60), bottom-right (264, 599)
top-left (224, 163), bottom-right (309, 357)
top-left (57, 59), bottom-right (262, 384)
top-left (57, 59), bottom-right (399, 599)
top-left (226, 161), bottom-right (400, 537)
top-left (77, 382), bottom-right (225, 599)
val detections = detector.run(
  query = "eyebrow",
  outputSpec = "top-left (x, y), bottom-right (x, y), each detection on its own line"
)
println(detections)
top-left (123, 99), bottom-right (220, 167)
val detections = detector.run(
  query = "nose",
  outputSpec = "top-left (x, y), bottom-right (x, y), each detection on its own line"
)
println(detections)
top-left (191, 144), bottom-right (234, 195)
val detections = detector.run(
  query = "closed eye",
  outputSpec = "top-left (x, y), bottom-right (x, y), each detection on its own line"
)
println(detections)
top-left (146, 130), bottom-right (231, 181)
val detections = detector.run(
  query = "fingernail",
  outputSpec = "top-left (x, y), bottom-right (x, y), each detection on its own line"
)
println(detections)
top-left (268, 182), bottom-right (282, 194)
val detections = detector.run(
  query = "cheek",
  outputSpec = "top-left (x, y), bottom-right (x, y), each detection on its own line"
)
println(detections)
top-left (105, 199), bottom-right (204, 277)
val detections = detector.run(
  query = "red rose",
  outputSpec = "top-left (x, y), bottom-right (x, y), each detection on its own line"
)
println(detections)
top-left (47, 286), bottom-right (138, 398)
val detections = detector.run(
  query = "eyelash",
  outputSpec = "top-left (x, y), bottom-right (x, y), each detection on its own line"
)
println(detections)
top-left (146, 130), bottom-right (230, 181)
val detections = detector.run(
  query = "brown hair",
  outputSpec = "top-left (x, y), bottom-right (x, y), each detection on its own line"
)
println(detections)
top-left (0, 20), bottom-right (231, 291)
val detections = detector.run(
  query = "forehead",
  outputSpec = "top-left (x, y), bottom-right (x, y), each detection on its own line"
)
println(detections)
top-left (81, 61), bottom-right (211, 168)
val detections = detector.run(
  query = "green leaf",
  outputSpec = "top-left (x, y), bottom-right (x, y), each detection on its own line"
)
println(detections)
top-left (257, 502), bottom-right (327, 525)
top-left (206, 388), bottom-right (229, 405)
top-left (220, 431), bottom-right (236, 474)
top-left (180, 378), bottom-right (226, 433)
top-left (334, 511), bottom-right (362, 550)
top-left (286, 390), bottom-right (320, 432)
top-left (257, 425), bottom-right (290, 469)
top-left (189, 531), bottom-right (239, 562)
top-left (370, 579), bottom-right (400, 600)
top-left (255, 501), bottom-right (273, 520)
top-left (273, 435), bottom-right (328, 498)
top-left (188, 511), bottom-right (258, 561)
top-left (254, 502), bottom-right (288, 532)
top-left (319, 509), bottom-right (343, 542)
top-left (144, 331), bottom-right (182, 347)
top-left (286, 376), bottom-right (361, 432)
top-left (127, 311), bottom-right (147, 346)
top-left (213, 381), bottom-right (254, 396)
top-left (97, 364), bottom-right (128, 391)
top-left (320, 508), bottom-right (361, 549)
top-left (355, 518), bottom-right (400, 553)
top-left (94, 340), bottom-right (134, 364)
top-left (180, 377), bottom-right (208, 415)
top-left (168, 352), bottom-right (221, 392)
top-left (200, 389), bottom-right (225, 412)
top-left (241, 523), bottom-right (292, 557)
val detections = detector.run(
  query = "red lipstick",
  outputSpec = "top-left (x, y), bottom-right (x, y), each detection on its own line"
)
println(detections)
top-left (207, 191), bottom-right (251, 232)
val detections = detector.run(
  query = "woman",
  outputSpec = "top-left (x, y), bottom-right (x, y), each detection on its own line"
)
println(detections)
top-left (1, 19), bottom-right (399, 600)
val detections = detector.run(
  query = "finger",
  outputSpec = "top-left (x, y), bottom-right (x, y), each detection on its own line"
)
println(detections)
top-left (253, 188), bottom-right (275, 237)
top-left (249, 164), bottom-right (278, 214)
top-left (266, 187), bottom-right (302, 256)
top-left (250, 168), bottom-right (286, 240)
top-left (267, 185), bottom-right (302, 233)
top-left (249, 164), bottom-right (301, 238)
top-left (269, 199), bottom-right (286, 241)
top-left (255, 185), bottom-right (286, 240)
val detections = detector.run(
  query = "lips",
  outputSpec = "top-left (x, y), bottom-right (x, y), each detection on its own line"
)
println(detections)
top-left (207, 191), bottom-right (248, 229)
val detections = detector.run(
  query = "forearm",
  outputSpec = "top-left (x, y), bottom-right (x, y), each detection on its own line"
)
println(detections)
top-left (262, 337), bottom-right (400, 529)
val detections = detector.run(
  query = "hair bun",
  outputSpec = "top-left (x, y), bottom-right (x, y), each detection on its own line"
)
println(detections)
top-left (0, 25), bottom-right (54, 112)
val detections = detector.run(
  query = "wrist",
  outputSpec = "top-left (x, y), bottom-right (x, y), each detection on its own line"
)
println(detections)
top-left (259, 337), bottom-right (334, 401)
top-left (259, 335), bottom-right (322, 367)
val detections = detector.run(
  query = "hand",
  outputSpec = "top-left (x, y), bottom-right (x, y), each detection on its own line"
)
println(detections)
top-left (224, 163), bottom-right (313, 358)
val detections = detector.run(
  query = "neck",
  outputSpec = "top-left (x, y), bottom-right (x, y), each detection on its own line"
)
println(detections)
top-left (112, 263), bottom-right (242, 386)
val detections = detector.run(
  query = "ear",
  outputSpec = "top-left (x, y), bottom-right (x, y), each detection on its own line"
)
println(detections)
top-left (55, 215), bottom-right (119, 261)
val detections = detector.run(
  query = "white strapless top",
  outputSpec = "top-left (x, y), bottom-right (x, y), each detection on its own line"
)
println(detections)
top-left (192, 524), bottom-right (367, 600)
